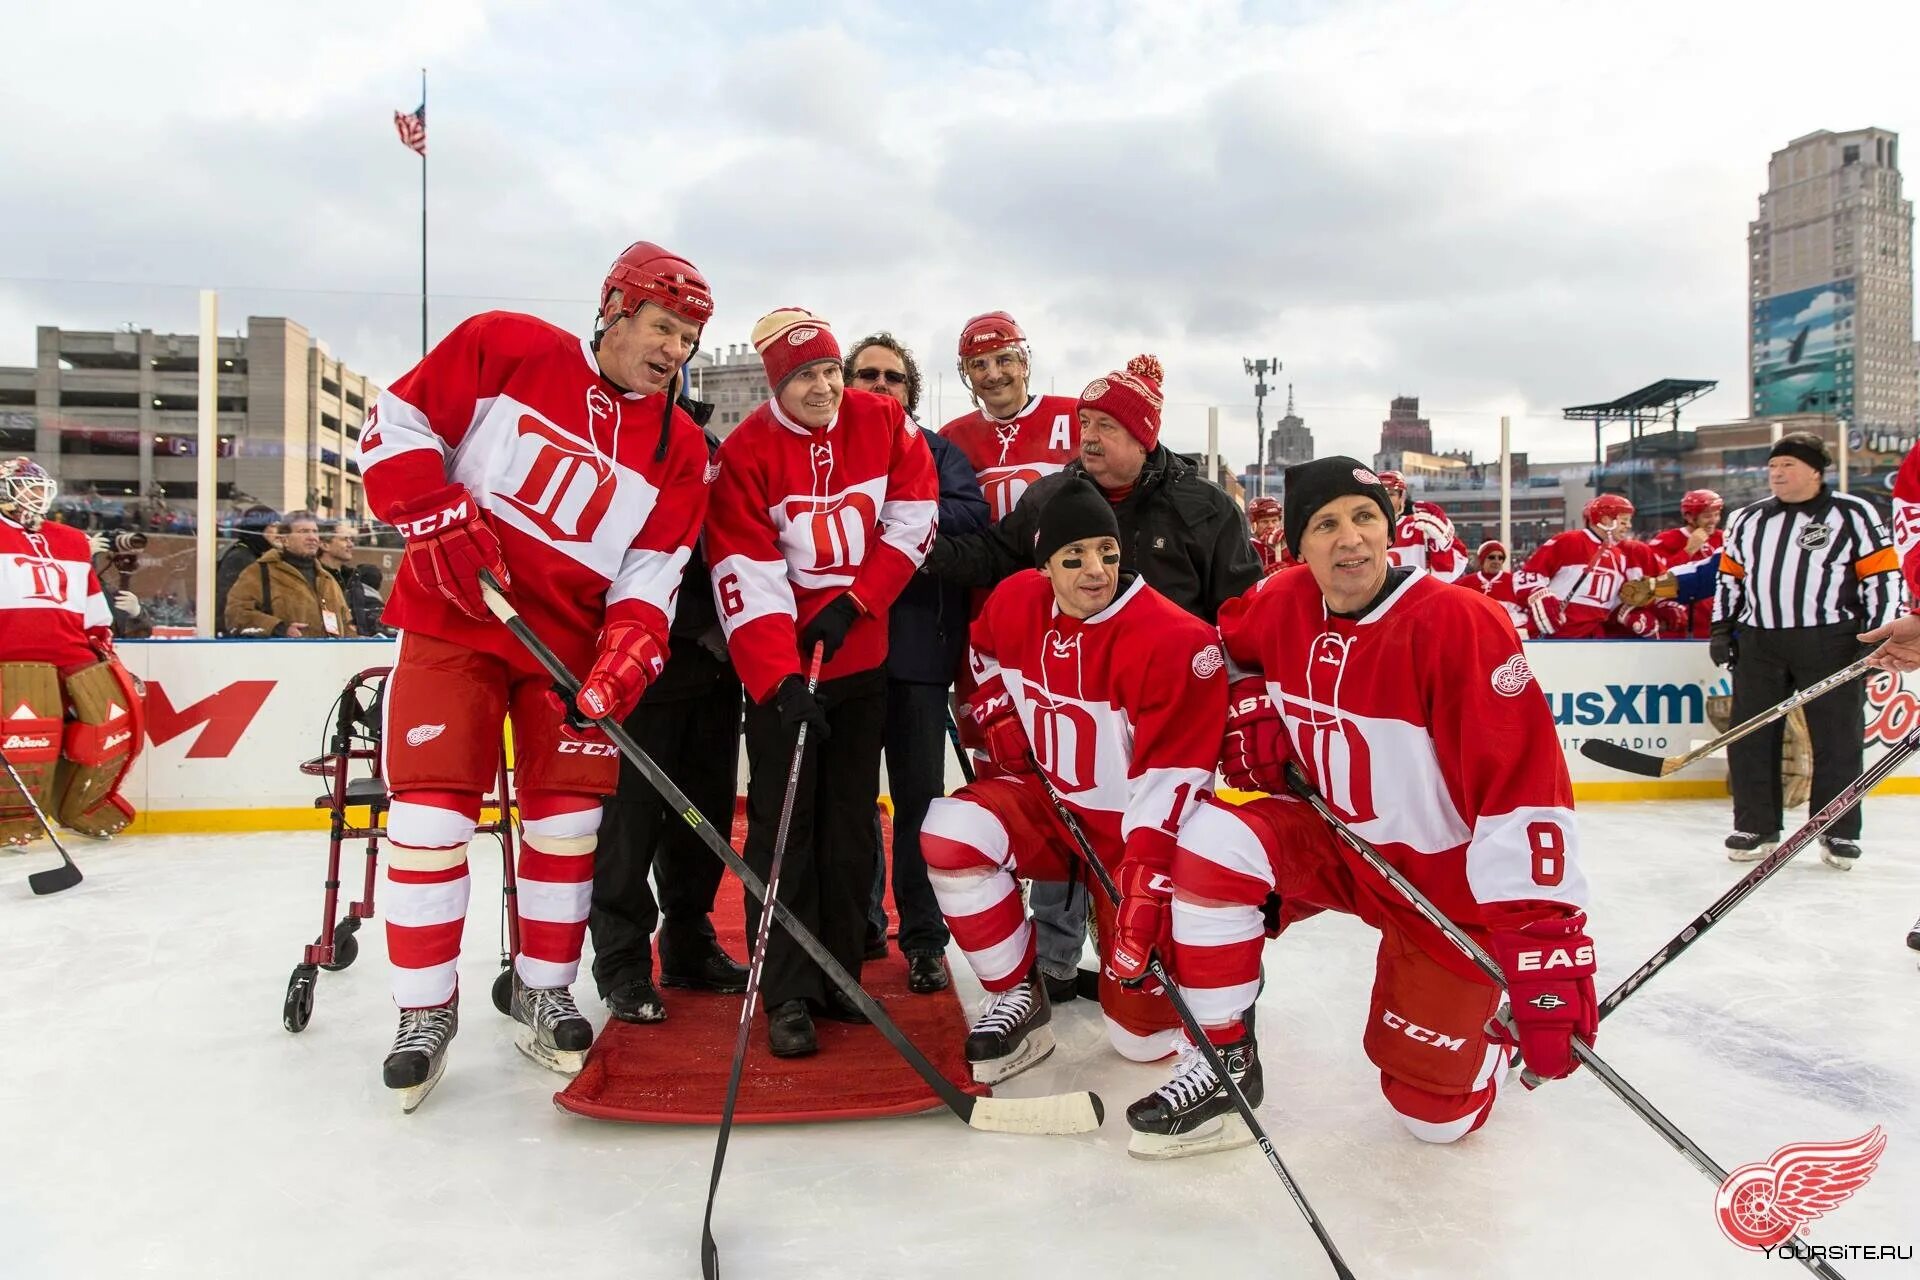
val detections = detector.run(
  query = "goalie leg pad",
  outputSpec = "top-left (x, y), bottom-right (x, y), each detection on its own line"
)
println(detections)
top-left (54, 658), bottom-right (146, 837)
top-left (0, 662), bottom-right (64, 845)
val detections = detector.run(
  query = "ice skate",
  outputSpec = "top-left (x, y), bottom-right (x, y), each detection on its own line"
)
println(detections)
top-left (383, 1003), bottom-right (458, 1114)
top-left (1126, 1033), bottom-right (1262, 1160)
top-left (1724, 831), bottom-right (1778, 862)
top-left (1820, 837), bottom-right (1861, 870)
top-left (965, 967), bottom-right (1053, 1085)
top-left (509, 973), bottom-right (593, 1076)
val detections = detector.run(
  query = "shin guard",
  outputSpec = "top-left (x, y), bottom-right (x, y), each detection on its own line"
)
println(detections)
top-left (55, 658), bottom-right (146, 837)
top-left (0, 662), bottom-right (64, 845)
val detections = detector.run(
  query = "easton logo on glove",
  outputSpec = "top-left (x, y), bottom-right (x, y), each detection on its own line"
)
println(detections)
top-left (1511, 944), bottom-right (1593, 971)
top-left (1528, 993), bottom-right (1568, 1010)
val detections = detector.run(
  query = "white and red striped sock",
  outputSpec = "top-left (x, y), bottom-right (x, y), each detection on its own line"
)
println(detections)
top-left (384, 792), bottom-right (482, 1009)
top-left (513, 792), bottom-right (600, 990)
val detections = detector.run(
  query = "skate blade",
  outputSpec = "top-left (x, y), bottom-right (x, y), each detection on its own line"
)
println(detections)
top-left (396, 1055), bottom-right (447, 1115)
top-left (1127, 1113), bottom-right (1253, 1161)
top-left (969, 1025), bottom-right (1055, 1085)
top-left (1726, 843), bottom-right (1775, 863)
top-left (513, 1026), bottom-right (587, 1078)
top-left (1819, 850), bottom-right (1857, 871)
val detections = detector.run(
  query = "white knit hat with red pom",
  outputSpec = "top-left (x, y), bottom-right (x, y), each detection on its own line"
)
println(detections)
top-left (1078, 354), bottom-right (1165, 451)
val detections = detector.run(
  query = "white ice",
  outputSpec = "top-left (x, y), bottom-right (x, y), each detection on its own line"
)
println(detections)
top-left (3, 799), bottom-right (1916, 1280)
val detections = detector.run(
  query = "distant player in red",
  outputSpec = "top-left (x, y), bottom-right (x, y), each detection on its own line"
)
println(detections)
top-left (0, 458), bottom-right (144, 847)
top-left (1378, 470), bottom-right (1465, 581)
top-left (1134, 457), bottom-right (1594, 1158)
top-left (1248, 495), bottom-right (1286, 575)
top-left (1461, 539), bottom-right (1537, 638)
top-left (1646, 489), bottom-right (1724, 638)
top-left (920, 479), bottom-right (1228, 1083)
top-left (1522, 495), bottom-right (1667, 639)
top-left (357, 241), bottom-right (715, 1107)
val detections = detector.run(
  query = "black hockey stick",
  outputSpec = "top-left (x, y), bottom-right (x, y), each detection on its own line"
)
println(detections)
top-left (0, 746), bottom-right (83, 895)
top-left (1283, 763), bottom-right (1846, 1280)
top-left (703, 643), bottom-right (824, 1280)
top-left (477, 574), bottom-right (1103, 1145)
top-left (943, 707), bottom-right (977, 785)
top-left (1596, 726), bottom-right (1919, 1022)
top-left (1033, 767), bottom-right (1356, 1280)
top-left (1580, 656), bottom-right (1872, 778)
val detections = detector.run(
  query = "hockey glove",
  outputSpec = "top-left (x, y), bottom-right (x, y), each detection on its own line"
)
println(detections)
top-left (1408, 506), bottom-right (1455, 552)
top-left (576, 620), bottom-right (667, 723)
top-left (1709, 621), bottom-right (1737, 669)
top-left (1108, 859), bottom-right (1173, 989)
top-left (1221, 676), bottom-right (1287, 793)
top-left (971, 691), bottom-right (1034, 776)
top-left (1614, 603), bottom-right (1660, 637)
top-left (1527, 592), bottom-right (1564, 638)
top-left (774, 675), bottom-right (830, 740)
top-left (1652, 600), bottom-right (1690, 636)
top-left (1617, 576), bottom-right (1656, 608)
top-left (387, 483), bottom-right (509, 622)
top-left (799, 593), bottom-right (862, 662)
top-left (1485, 909), bottom-right (1597, 1084)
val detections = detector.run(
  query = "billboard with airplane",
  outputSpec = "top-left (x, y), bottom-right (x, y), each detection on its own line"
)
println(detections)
top-left (1751, 279), bottom-right (1854, 417)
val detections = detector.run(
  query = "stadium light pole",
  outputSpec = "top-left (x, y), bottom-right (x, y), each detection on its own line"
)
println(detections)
top-left (1243, 357), bottom-right (1280, 497)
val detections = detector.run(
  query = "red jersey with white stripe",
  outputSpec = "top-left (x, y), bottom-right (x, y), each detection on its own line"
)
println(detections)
top-left (1459, 569), bottom-right (1537, 638)
top-left (1521, 529), bottom-right (1665, 630)
top-left (1647, 525), bottom-right (1724, 637)
top-left (358, 311), bottom-right (711, 676)
top-left (0, 515), bottom-right (110, 666)
top-left (1388, 500), bottom-right (1466, 581)
top-left (940, 394), bottom-right (1080, 523)
top-left (969, 571), bottom-right (1225, 869)
top-left (1891, 442), bottom-right (1920, 606)
top-left (707, 388), bottom-right (938, 702)
top-left (1218, 567), bottom-right (1586, 960)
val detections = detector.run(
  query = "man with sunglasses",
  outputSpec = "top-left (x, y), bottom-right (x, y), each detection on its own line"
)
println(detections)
top-left (1461, 539), bottom-right (1539, 638)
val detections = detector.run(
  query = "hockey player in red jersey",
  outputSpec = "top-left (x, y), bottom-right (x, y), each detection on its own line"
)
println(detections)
top-left (705, 307), bottom-right (938, 1059)
top-left (0, 459), bottom-right (145, 846)
top-left (939, 311), bottom-right (1081, 523)
top-left (1248, 495), bottom-right (1287, 576)
top-left (1461, 540), bottom-right (1538, 638)
top-left (920, 479), bottom-right (1228, 1082)
top-left (1129, 457), bottom-right (1594, 1158)
top-left (1646, 489), bottom-right (1723, 638)
top-left (356, 241), bottom-right (715, 1107)
top-left (1377, 470), bottom-right (1466, 582)
top-left (1522, 494), bottom-right (1667, 639)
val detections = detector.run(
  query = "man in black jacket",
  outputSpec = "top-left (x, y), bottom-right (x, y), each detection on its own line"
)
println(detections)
top-left (845, 334), bottom-right (992, 993)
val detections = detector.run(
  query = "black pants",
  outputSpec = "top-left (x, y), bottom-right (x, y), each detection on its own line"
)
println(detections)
top-left (1727, 622), bottom-right (1867, 840)
top-left (743, 667), bottom-right (885, 1009)
top-left (588, 663), bottom-right (743, 995)
top-left (867, 678), bottom-right (954, 956)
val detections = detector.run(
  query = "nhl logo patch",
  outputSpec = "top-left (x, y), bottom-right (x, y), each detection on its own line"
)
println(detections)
top-left (1192, 644), bottom-right (1225, 679)
top-left (1353, 467), bottom-right (1381, 486)
top-left (1490, 654), bottom-right (1533, 697)
top-left (1796, 523), bottom-right (1832, 550)
top-left (787, 326), bottom-right (820, 346)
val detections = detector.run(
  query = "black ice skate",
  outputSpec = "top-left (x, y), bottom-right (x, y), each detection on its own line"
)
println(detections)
top-left (1125, 1033), bottom-right (1263, 1161)
top-left (1820, 837), bottom-right (1861, 871)
top-left (1724, 831), bottom-right (1779, 863)
top-left (965, 968), bottom-right (1053, 1085)
top-left (1908, 914), bottom-right (1920, 954)
top-left (383, 1003), bottom-right (458, 1114)
top-left (510, 973), bottom-right (593, 1076)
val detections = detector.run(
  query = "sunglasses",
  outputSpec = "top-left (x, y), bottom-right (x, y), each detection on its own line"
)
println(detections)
top-left (854, 368), bottom-right (907, 385)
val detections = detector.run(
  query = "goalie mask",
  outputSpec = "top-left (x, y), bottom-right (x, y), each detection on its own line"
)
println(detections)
top-left (0, 457), bottom-right (56, 531)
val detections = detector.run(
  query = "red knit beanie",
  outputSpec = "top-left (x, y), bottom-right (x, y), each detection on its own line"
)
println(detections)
top-left (1078, 354), bottom-right (1165, 451)
top-left (752, 307), bottom-right (841, 392)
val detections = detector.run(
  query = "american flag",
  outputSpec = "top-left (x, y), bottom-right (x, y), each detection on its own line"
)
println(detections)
top-left (393, 103), bottom-right (426, 156)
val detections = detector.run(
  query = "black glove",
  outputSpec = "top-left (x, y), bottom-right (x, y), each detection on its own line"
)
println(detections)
top-left (774, 675), bottom-right (830, 740)
top-left (1709, 622), bottom-right (1737, 670)
top-left (799, 593), bottom-right (861, 661)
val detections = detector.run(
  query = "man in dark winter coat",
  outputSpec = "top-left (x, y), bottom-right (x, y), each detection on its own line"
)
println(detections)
top-left (214, 506), bottom-right (281, 636)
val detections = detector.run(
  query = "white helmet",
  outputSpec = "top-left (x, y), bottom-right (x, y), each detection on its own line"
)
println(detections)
top-left (0, 457), bottom-right (55, 530)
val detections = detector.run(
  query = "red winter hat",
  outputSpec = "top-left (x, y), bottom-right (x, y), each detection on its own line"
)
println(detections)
top-left (1078, 354), bottom-right (1165, 451)
top-left (751, 307), bottom-right (841, 392)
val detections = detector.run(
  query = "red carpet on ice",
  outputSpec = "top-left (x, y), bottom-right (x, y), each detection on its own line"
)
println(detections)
top-left (555, 812), bottom-right (987, 1125)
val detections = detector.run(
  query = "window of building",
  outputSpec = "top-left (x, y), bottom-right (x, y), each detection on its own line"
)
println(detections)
top-left (0, 388), bottom-right (32, 406)
top-left (60, 390), bottom-right (139, 409)
top-left (0, 425), bottom-right (34, 451)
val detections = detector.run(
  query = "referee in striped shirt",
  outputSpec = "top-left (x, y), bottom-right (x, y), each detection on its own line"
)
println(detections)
top-left (1712, 431), bottom-right (1904, 867)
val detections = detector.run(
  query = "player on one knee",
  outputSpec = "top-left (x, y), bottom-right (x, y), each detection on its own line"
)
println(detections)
top-left (357, 242), bottom-right (715, 1109)
top-left (921, 477), bottom-right (1227, 1083)
top-left (1131, 457), bottom-right (1596, 1156)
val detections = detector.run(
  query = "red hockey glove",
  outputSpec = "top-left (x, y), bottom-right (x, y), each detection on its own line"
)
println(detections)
top-left (1527, 592), bottom-right (1564, 637)
top-left (388, 483), bottom-right (509, 622)
top-left (1652, 599), bottom-right (1690, 636)
top-left (575, 620), bottom-right (667, 723)
top-left (1221, 676), bottom-right (1287, 793)
top-left (1108, 859), bottom-right (1173, 988)
top-left (971, 692), bottom-right (1033, 776)
top-left (1614, 603), bottom-right (1660, 637)
top-left (1486, 910), bottom-right (1597, 1083)
top-left (1408, 506), bottom-right (1455, 552)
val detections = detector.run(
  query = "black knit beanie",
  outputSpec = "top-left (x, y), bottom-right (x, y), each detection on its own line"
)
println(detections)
top-left (1769, 431), bottom-right (1830, 472)
top-left (1033, 476), bottom-right (1121, 568)
top-left (1282, 456), bottom-right (1397, 555)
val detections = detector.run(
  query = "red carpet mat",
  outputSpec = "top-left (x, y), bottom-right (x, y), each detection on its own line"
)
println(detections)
top-left (555, 811), bottom-right (988, 1125)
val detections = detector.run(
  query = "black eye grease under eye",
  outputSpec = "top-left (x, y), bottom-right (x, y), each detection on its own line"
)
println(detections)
top-left (1061, 557), bottom-right (1083, 568)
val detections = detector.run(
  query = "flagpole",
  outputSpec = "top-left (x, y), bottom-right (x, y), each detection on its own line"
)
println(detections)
top-left (419, 67), bottom-right (428, 356)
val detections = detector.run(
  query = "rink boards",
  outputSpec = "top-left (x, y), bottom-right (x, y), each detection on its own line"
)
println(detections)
top-left (111, 637), bottom-right (1920, 832)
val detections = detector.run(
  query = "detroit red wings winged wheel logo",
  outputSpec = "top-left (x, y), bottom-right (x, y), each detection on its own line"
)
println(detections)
top-left (1489, 653), bottom-right (1533, 696)
top-left (1713, 1126), bottom-right (1887, 1251)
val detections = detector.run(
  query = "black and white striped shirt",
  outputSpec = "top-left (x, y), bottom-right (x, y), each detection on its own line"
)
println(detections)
top-left (1715, 488), bottom-right (1904, 630)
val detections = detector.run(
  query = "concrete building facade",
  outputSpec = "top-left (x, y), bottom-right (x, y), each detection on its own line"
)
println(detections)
top-left (688, 343), bottom-right (771, 437)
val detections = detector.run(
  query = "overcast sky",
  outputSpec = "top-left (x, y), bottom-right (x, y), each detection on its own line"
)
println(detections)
top-left (3, 0), bottom-right (1916, 465)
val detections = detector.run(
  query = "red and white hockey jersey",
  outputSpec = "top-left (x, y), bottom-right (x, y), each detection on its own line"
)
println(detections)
top-left (1522, 529), bottom-right (1665, 636)
top-left (0, 515), bottom-right (111, 667)
top-left (941, 394), bottom-right (1080, 523)
top-left (1218, 567), bottom-right (1586, 969)
top-left (1459, 569), bottom-right (1538, 638)
top-left (970, 571), bottom-right (1225, 869)
top-left (359, 311), bottom-right (712, 676)
top-left (707, 388), bottom-right (938, 702)
top-left (1387, 500), bottom-right (1466, 581)
top-left (1647, 525), bottom-right (1723, 638)
top-left (1892, 442), bottom-right (1920, 607)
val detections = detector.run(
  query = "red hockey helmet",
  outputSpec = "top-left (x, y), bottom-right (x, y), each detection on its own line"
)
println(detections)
top-left (1376, 470), bottom-right (1407, 497)
top-left (1247, 496), bottom-right (1282, 522)
top-left (1476, 539), bottom-right (1508, 564)
top-left (1680, 488), bottom-right (1723, 521)
top-left (0, 456), bottom-right (56, 530)
top-left (600, 241), bottom-right (713, 332)
top-left (1584, 493), bottom-right (1635, 527)
top-left (956, 310), bottom-right (1030, 373)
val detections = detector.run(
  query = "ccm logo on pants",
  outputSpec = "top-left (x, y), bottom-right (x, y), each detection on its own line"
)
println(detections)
top-left (556, 740), bottom-right (618, 756)
top-left (1381, 1009), bottom-right (1467, 1052)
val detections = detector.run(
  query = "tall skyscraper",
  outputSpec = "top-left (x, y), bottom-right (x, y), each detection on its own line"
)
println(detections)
top-left (1266, 384), bottom-right (1314, 465)
top-left (1373, 395), bottom-right (1431, 470)
top-left (1749, 128), bottom-right (1918, 430)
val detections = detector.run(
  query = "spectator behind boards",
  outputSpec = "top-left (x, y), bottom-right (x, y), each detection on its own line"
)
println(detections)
top-left (223, 510), bottom-right (356, 638)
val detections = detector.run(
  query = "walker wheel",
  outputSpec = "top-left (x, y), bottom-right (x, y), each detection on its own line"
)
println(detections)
top-left (283, 965), bottom-right (317, 1033)
top-left (491, 968), bottom-right (514, 1017)
top-left (320, 927), bottom-right (359, 972)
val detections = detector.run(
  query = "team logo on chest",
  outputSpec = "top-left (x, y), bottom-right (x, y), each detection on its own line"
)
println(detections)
top-left (1296, 631), bottom-right (1376, 822)
top-left (9, 555), bottom-right (68, 605)
top-left (496, 412), bottom-right (617, 543)
top-left (781, 441), bottom-right (876, 573)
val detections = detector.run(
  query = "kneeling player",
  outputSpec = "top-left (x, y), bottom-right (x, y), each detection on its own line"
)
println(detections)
top-left (1129, 457), bottom-right (1596, 1156)
top-left (921, 478), bottom-right (1226, 1081)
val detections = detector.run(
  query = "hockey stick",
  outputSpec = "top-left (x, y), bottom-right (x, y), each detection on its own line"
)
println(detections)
top-left (1580, 656), bottom-right (1872, 778)
top-left (1595, 726), bottom-right (1920, 1023)
top-left (0, 746), bottom-right (84, 896)
top-left (1282, 763), bottom-right (1845, 1280)
top-left (943, 708), bottom-right (977, 785)
top-left (703, 642), bottom-right (824, 1280)
top-left (477, 574), bottom-right (1103, 1144)
top-left (1033, 767), bottom-right (1356, 1280)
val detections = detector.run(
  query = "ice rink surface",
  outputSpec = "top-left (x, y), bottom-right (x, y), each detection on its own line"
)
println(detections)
top-left (2, 797), bottom-right (1916, 1280)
